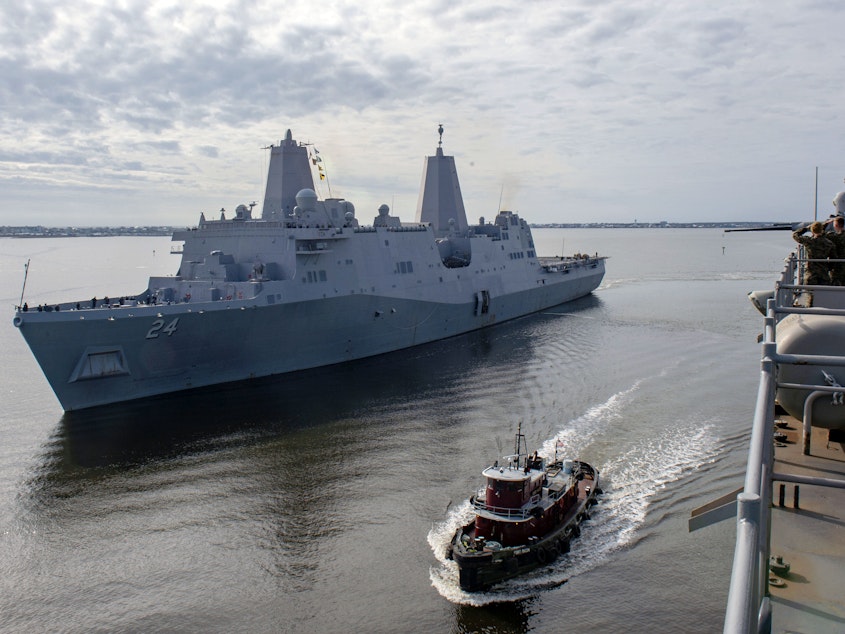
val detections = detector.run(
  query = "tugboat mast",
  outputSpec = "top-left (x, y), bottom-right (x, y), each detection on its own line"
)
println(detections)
top-left (514, 422), bottom-right (527, 468)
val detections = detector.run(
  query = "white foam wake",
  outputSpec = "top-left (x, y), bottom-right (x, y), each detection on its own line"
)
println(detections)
top-left (539, 379), bottom-right (645, 460)
top-left (428, 385), bottom-right (724, 605)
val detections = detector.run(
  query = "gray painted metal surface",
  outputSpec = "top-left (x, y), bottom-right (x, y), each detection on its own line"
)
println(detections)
top-left (13, 129), bottom-right (605, 411)
top-left (724, 249), bottom-right (845, 633)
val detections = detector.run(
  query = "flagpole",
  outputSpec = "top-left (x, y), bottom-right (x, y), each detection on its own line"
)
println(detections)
top-left (313, 148), bottom-right (333, 199)
top-left (18, 259), bottom-right (30, 308)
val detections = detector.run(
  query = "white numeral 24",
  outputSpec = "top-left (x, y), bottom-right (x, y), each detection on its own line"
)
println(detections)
top-left (145, 317), bottom-right (179, 339)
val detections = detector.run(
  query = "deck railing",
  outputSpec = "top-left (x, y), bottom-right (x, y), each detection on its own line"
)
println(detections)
top-left (723, 250), bottom-right (845, 633)
top-left (471, 492), bottom-right (544, 519)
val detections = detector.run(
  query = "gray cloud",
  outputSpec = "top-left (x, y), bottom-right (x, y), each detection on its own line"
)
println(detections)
top-left (196, 145), bottom-right (219, 158)
top-left (1, 0), bottom-right (845, 225)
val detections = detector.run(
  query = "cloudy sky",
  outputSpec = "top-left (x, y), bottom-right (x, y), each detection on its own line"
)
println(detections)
top-left (2, 0), bottom-right (844, 227)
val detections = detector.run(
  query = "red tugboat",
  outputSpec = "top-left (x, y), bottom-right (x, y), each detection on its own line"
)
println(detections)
top-left (447, 424), bottom-right (601, 591)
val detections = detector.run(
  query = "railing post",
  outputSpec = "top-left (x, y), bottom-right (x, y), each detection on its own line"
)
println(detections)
top-left (802, 391), bottom-right (826, 455)
top-left (725, 492), bottom-right (762, 634)
top-left (757, 597), bottom-right (772, 634)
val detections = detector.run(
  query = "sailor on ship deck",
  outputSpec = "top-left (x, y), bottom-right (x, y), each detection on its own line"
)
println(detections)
top-left (793, 221), bottom-right (834, 286)
top-left (826, 215), bottom-right (845, 284)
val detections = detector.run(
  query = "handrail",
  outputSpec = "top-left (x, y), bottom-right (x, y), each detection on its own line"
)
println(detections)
top-left (724, 249), bottom-right (845, 633)
top-left (472, 489), bottom-right (561, 520)
top-left (472, 495), bottom-right (535, 520)
top-left (724, 290), bottom-right (779, 633)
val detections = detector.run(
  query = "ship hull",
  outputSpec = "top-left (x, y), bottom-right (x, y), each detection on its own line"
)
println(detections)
top-left (13, 129), bottom-right (606, 411)
top-left (449, 472), bottom-right (600, 592)
top-left (14, 266), bottom-right (603, 411)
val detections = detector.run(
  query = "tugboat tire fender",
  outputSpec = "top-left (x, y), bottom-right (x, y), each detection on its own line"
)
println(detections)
top-left (557, 538), bottom-right (570, 554)
top-left (536, 548), bottom-right (548, 564)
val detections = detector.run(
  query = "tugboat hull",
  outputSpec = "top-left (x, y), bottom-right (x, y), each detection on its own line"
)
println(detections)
top-left (449, 461), bottom-right (600, 592)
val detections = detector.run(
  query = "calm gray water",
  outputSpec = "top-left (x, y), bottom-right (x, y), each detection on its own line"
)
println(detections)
top-left (0, 229), bottom-right (794, 633)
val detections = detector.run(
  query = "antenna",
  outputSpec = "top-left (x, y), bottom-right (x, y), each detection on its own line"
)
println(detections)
top-left (498, 184), bottom-right (504, 212)
top-left (438, 123), bottom-right (444, 148)
top-left (18, 259), bottom-right (30, 308)
top-left (514, 421), bottom-right (527, 465)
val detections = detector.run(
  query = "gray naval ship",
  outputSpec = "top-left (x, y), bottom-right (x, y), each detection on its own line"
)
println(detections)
top-left (13, 128), bottom-right (605, 411)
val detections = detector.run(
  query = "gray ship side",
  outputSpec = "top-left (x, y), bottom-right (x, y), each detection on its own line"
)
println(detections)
top-left (13, 129), bottom-right (605, 411)
top-left (709, 210), bottom-right (845, 633)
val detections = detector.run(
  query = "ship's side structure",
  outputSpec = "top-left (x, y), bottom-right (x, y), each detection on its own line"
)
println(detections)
top-left (13, 130), bottom-right (605, 411)
top-left (448, 428), bottom-right (600, 591)
top-left (719, 215), bottom-right (845, 633)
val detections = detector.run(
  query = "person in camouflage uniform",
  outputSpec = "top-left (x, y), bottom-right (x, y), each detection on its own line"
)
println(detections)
top-left (793, 221), bottom-right (834, 286)
top-left (826, 216), bottom-right (845, 285)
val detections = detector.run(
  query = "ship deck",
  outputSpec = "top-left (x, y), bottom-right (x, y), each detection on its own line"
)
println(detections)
top-left (767, 419), bottom-right (845, 633)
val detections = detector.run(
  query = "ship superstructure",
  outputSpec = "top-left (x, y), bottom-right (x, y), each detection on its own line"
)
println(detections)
top-left (13, 129), bottom-right (605, 411)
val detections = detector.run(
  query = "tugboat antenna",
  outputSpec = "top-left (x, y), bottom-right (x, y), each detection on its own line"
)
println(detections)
top-left (514, 422), bottom-right (527, 467)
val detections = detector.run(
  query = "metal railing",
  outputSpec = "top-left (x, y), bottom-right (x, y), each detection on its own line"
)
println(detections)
top-left (723, 250), bottom-right (845, 633)
top-left (471, 492), bottom-right (544, 519)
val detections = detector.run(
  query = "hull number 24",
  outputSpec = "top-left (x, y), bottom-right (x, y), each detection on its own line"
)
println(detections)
top-left (146, 318), bottom-right (180, 339)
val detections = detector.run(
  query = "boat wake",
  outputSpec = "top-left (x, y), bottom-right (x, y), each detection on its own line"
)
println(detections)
top-left (539, 379), bottom-right (645, 458)
top-left (428, 380), bottom-right (723, 605)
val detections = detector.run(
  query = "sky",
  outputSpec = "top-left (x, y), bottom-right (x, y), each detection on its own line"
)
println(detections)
top-left (2, 0), bottom-right (845, 227)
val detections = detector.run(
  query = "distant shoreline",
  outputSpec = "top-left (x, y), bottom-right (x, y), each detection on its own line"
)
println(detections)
top-left (0, 222), bottom-right (799, 238)
top-left (0, 227), bottom-right (174, 237)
